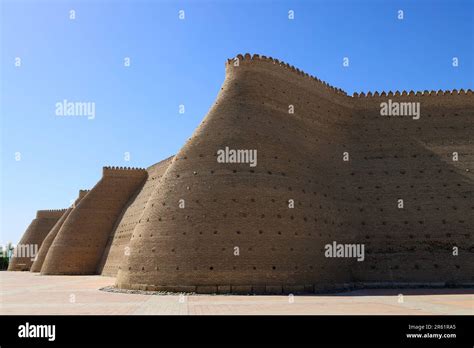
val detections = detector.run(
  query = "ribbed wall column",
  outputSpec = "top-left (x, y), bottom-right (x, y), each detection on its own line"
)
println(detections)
top-left (98, 158), bottom-right (173, 276)
top-left (30, 190), bottom-right (89, 273)
top-left (41, 167), bottom-right (147, 275)
top-left (8, 210), bottom-right (66, 271)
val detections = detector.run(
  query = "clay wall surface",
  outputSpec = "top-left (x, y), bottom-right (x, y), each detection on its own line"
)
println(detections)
top-left (41, 167), bottom-right (147, 275)
top-left (347, 91), bottom-right (474, 284)
top-left (8, 210), bottom-right (66, 271)
top-left (99, 157), bottom-right (174, 276)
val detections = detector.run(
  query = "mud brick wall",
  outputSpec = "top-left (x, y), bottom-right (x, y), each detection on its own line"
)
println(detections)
top-left (30, 191), bottom-right (88, 273)
top-left (99, 157), bottom-right (174, 276)
top-left (115, 54), bottom-right (473, 293)
top-left (41, 167), bottom-right (147, 275)
top-left (8, 210), bottom-right (65, 271)
top-left (12, 54), bottom-right (473, 293)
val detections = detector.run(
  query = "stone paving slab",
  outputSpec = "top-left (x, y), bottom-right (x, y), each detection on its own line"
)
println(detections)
top-left (0, 272), bottom-right (472, 315)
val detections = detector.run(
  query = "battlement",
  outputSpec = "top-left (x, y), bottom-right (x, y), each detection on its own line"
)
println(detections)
top-left (353, 89), bottom-right (473, 98)
top-left (78, 189), bottom-right (90, 199)
top-left (226, 53), bottom-right (348, 97)
top-left (226, 53), bottom-right (473, 105)
top-left (36, 209), bottom-right (67, 219)
top-left (102, 166), bottom-right (148, 178)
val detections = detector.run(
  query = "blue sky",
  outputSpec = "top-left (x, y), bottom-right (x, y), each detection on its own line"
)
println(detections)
top-left (1, 0), bottom-right (473, 244)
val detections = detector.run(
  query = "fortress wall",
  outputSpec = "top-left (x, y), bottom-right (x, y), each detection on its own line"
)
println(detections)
top-left (12, 54), bottom-right (473, 292)
top-left (41, 167), bottom-right (147, 275)
top-left (98, 157), bottom-right (174, 276)
top-left (8, 210), bottom-right (66, 271)
top-left (30, 191), bottom-right (87, 273)
top-left (115, 54), bottom-right (473, 292)
top-left (347, 93), bottom-right (474, 285)
top-left (29, 209), bottom-right (73, 273)
top-left (116, 54), bottom-right (358, 293)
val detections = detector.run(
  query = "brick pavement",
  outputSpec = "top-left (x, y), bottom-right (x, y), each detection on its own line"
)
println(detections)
top-left (1, 272), bottom-right (472, 315)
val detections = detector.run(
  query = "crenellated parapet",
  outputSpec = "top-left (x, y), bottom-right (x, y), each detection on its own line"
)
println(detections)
top-left (226, 53), bottom-right (473, 106)
top-left (353, 89), bottom-right (473, 98)
top-left (102, 166), bottom-right (147, 178)
top-left (78, 189), bottom-right (90, 199)
top-left (226, 53), bottom-right (348, 97)
top-left (352, 88), bottom-right (473, 109)
top-left (36, 209), bottom-right (67, 219)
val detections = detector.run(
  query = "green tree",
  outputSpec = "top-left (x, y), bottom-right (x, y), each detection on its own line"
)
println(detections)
top-left (0, 242), bottom-right (14, 270)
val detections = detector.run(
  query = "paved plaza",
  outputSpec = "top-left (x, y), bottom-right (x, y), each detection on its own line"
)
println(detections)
top-left (1, 272), bottom-right (472, 315)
